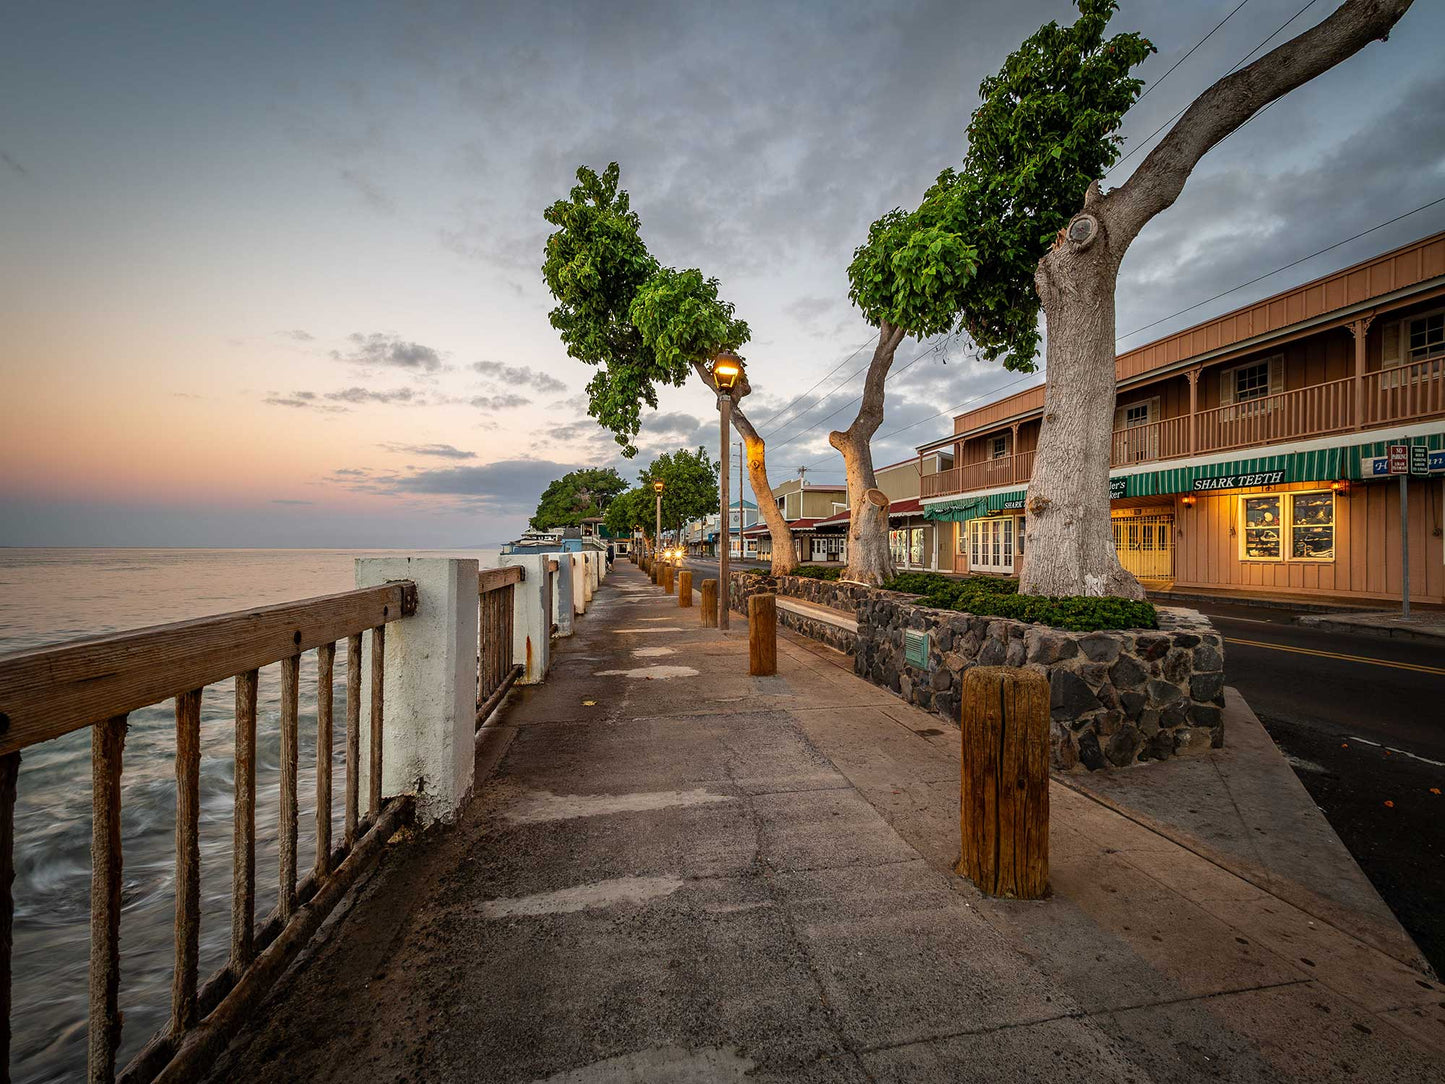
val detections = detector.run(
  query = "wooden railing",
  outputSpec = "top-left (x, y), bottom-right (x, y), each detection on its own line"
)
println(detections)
top-left (921, 466), bottom-right (961, 499)
top-left (1110, 415), bottom-right (1190, 466)
top-left (1362, 358), bottom-right (1445, 426)
top-left (1196, 376), bottom-right (1356, 454)
top-left (0, 581), bottom-right (418, 1084)
top-left (477, 565), bottom-right (524, 727)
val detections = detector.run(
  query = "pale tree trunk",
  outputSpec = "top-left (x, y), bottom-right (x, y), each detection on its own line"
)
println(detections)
top-left (690, 359), bottom-right (796, 575)
top-left (1021, 0), bottom-right (1413, 598)
top-left (830, 321), bottom-right (907, 584)
top-left (732, 408), bottom-right (799, 575)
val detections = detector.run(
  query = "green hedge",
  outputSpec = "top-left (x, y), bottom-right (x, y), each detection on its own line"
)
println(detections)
top-left (884, 571), bottom-right (1156, 632)
top-left (742, 564), bottom-right (841, 581)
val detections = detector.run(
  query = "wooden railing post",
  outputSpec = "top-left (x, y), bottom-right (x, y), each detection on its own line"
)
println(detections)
top-left (368, 624), bottom-right (385, 819)
top-left (677, 570), bottom-right (693, 607)
top-left (956, 666), bottom-right (1048, 899)
top-left (0, 750), bottom-right (16, 1082)
top-left (279, 654), bottom-right (299, 920)
top-left (89, 714), bottom-right (126, 1083)
top-left (748, 594), bottom-right (777, 676)
top-left (171, 688), bottom-right (203, 1036)
top-left (700, 578), bottom-right (718, 627)
top-left (344, 634), bottom-right (362, 849)
top-left (315, 643), bottom-right (335, 879)
top-left (232, 670), bottom-right (258, 972)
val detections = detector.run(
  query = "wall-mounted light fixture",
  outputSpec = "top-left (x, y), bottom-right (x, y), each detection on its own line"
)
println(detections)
top-left (1181, 494), bottom-right (1197, 508)
top-left (1331, 479), bottom-right (1351, 494)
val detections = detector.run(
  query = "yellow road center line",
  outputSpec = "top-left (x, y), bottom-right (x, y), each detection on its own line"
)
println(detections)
top-left (1223, 637), bottom-right (1445, 676)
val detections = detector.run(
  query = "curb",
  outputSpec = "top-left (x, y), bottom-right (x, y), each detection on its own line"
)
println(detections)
top-left (1295, 615), bottom-right (1445, 643)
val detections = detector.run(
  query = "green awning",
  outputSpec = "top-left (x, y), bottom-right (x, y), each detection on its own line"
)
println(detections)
top-left (922, 431), bottom-right (1444, 520)
top-left (923, 490), bottom-right (1025, 524)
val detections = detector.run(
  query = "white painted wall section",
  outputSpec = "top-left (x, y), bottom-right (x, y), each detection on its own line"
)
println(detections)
top-left (497, 554), bottom-right (551, 684)
top-left (355, 557), bottom-right (478, 826)
top-left (552, 555), bottom-right (574, 637)
top-left (571, 554), bottom-right (587, 615)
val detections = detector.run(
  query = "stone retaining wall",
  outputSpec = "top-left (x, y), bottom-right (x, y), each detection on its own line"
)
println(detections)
top-left (728, 572), bottom-right (864, 655)
top-left (728, 570), bottom-right (1225, 770)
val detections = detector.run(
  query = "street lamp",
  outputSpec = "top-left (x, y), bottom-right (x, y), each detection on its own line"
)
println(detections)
top-left (653, 478), bottom-right (664, 561)
top-left (711, 348), bottom-right (746, 631)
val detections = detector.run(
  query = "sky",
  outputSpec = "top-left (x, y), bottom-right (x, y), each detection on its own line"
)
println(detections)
top-left (2, 0), bottom-right (1442, 548)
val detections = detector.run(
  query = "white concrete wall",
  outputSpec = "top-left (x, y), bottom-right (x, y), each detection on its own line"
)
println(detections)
top-left (582, 553), bottom-right (594, 606)
top-left (356, 557), bottom-right (478, 826)
top-left (571, 553), bottom-right (587, 615)
top-left (552, 555), bottom-right (574, 637)
top-left (497, 554), bottom-right (551, 684)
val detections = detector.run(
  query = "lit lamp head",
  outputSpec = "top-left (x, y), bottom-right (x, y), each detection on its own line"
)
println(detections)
top-left (711, 348), bottom-right (745, 392)
top-left (653, 479), bottom-right (664, 494)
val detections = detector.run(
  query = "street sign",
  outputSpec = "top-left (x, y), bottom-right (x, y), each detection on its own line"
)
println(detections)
top-left (1410, 444), bottom-right (1430, 477)
top-left (1387, 443), bottom-right (1410, 475)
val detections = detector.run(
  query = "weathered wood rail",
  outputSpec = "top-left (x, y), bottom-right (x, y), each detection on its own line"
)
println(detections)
top-left (0, 582), bottom-right (419, 1084)
top-left (477, 565), bottom-right (524, 727)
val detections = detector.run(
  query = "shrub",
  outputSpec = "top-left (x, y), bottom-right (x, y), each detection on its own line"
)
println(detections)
top-left (883, 571), bottom-right (1155, 631)
top-left (790, 564), bottom-right (842, 581)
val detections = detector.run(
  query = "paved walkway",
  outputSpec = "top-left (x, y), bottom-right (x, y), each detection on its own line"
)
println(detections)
top-left (1298, 609), bottom-right (1445, 642)
top-left (209, 563), bottom-right (1444, 1083)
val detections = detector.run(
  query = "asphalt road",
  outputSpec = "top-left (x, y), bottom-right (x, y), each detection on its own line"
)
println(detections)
top-left (1189, 600), bottom-right (1445, 975)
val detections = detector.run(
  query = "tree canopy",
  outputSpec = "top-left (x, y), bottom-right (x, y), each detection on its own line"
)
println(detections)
top-left (601, 446), bottom-right (720, 539)
top-left (847, 0), bottom-right (1152, 370)
top-left (528, 467), bottom-right (629, 531)
top-left (542, 163), bottom-right (748, 456)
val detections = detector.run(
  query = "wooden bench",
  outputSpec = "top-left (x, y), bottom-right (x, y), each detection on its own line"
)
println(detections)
top-left (775, 596), bottom-right (858, 634)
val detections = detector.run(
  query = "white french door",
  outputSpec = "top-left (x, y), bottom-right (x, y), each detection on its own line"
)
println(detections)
top-left (968, 517), bottom-right (1015, 573)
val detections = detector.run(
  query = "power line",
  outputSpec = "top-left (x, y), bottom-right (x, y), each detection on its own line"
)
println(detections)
top-left (751, 330), bottom-right (879, 433)
top-left (1133, 0), bottom-right (1251, 106)
top-left (1117, 194), bottom-right (1445, 343)
top-left (761, 349), bottom-right (877, 439)
top-left (1105, 0), bottom-right (1320, 181)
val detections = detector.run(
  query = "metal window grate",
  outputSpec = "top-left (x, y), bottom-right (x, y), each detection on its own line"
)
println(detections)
top-left (904, 628), bottom-right (930, 669)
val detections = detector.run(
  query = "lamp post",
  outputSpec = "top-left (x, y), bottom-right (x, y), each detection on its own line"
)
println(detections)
top-left (653, 479), bottom-right (664, 562)
top-left (711, 349), bottom-right (745, 631)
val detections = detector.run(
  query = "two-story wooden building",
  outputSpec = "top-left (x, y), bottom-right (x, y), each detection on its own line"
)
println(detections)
top-left (742, 478), bottom-right (848, 563)
top-left (917, 229), bottom-right (1445, 605)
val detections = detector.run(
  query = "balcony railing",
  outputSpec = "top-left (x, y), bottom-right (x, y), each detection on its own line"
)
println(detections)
top-left (1195, 376), bottom-right (1355, 454)
top-left (922, 366), bottom-right (1443, 502)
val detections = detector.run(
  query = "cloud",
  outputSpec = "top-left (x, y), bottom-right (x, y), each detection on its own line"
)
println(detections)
top-left (283, 329), bottom-right (315, 342)
top-left (271, 498), bottom-right (314, 505)
top-left (380, 442), bottom-right (476, 459)
top-left (332, 468), bottom-right (370, 477)
top-left (263, 391), bottom-right (348, 412)
top-left (339, 168), bottom-right (396, 215)
top-left (326, 386), bottom-right (420, 405)
top-left (472, 359), bottom-right (568, 394)
top-left (332, 332), bottom-right (443, 373)
top-left (0, 150), bottom-right (26, 178)
top-left (468, 393), bottom-right (532, 410)
top-left (380, 457), bottom-right (584, 513)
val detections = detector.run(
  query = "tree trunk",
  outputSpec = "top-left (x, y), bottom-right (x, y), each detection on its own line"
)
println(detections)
top-left (1022, 215), bottom-right (1142, 600)
top-left (732, 407), bottom-right (798, 575)
top-left (1022, 0), bottom-right (1413, 598)
top-left (689, 358), bottom-right (796, 575)
top-left (830, 321), bottom-right (906, 584)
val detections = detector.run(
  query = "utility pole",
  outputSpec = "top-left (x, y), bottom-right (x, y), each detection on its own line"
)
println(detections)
top-left (738, 439), bottom-right (745, 562)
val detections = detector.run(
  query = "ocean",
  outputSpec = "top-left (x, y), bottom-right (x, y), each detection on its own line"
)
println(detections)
top-left (0, 548), bottom-right (498, 1083)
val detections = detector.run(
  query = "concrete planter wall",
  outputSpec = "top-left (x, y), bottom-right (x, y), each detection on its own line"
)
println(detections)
top-left (728, 570), bottom-right (1225, 771)
top-left (729, 572), bottom-right (870, 655)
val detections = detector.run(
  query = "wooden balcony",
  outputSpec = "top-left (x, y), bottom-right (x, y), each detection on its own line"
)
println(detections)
top-left (920, 362), bottom-right (1445, 502)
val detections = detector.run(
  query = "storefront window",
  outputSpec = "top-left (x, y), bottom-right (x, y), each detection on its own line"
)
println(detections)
top-left (1241, 496), bottom-right (1282, 560)
top-left (1290, 492), bottom-right (1335, 560)
top-left (909, 527), bottom-right (924, 566)
top-left (889, 528), bottom-right (906, 564)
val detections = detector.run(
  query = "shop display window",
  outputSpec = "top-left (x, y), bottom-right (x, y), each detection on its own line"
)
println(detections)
top-left (1241, 496), bottom-right (1282, 559)
top-left (1290, 492), bottom-right (1334, 560)
top-left (1239, 491), bottom-right (1335, 562)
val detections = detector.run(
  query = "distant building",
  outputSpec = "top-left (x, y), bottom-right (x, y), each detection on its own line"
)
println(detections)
top-left (915, 229), bottom-right (1445, 603)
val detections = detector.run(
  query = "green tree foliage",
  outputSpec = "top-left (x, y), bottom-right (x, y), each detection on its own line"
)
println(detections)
top-left (848, 0), bottom-right (1152, 368)
top-left (542, 164), bottom-right (748, 455)
top-left (639, 446), bottom-right (719, 534)
top-left (602, 485), bottom-right (653, 539)
top-left (528, 467), bottom-right (629, 531)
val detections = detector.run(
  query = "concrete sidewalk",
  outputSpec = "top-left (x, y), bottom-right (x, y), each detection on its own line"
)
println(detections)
top-left (1297, 608), bottom-right (1445, 642)
top-left (209, 563), bottom-right (1444, 1083)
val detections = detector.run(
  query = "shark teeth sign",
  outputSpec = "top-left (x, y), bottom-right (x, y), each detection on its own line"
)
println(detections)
top-left (1191, 470), bottom-right (1286, 492)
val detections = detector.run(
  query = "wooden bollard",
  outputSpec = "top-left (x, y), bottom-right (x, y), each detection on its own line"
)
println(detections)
top-left (663, 564), bottom-right (674, 594)
top-left (650, 559), bottom-right (659, 584)
top-left (677, 570), bottom-right (693, 606)
top-left (956, 666), bottom-right (1049, 899)
top-left (700, 578), bottom-right (718, 626)
top-left (747, 593), bottom-right (776, 676)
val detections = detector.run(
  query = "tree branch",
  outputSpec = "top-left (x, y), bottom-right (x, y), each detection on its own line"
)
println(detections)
top-left (1109, 0), bottom-right (1413, 247)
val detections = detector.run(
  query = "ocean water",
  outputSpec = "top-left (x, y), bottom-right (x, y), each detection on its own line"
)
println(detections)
top-left (0, 548), bottom-right (498, 1083)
